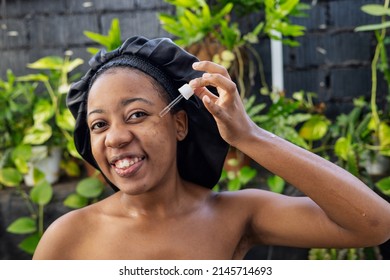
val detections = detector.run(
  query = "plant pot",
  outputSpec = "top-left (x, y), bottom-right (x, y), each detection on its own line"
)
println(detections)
top-left (364, 154), bottom-right (390, 177)
top-left (186, 38), bottom-right (225, 61)
top-left (24, 146), bottom-right (62, 186)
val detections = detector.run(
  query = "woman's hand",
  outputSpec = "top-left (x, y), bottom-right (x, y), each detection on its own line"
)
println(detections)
top-left (190, 61), bottom-right (254, 147)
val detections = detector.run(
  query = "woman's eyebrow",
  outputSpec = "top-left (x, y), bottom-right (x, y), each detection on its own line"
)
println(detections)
top-left (121, 97), bottom-right (154, 107)
top-left (88, 98), bottom-right (155, 118)
top-left (88, 109), bottom-right (104, 117)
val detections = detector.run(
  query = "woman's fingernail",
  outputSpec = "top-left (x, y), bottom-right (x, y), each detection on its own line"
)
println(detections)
top-left (202, 73), bottom-right (211, 78)
top-left (193, 62), bottom-right (200, 69)
top-left (203, 95), bottom-right (211, 104)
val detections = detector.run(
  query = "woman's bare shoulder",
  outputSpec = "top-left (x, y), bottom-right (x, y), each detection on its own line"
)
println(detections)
top-left (33, 198), bottom-right (108, 259)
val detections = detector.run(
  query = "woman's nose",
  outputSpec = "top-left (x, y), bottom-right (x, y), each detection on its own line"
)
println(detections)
top-left (104, 123), bottom-right (133, 148)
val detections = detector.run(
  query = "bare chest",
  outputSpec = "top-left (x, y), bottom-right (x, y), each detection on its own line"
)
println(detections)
top-left (74, 214), bottom-right (249, 259)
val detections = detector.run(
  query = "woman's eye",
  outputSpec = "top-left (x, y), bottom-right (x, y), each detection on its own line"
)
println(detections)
top-left (129, 111), bottom-right (147, 120)
top-left (90, 121), bottom-right (106, 131)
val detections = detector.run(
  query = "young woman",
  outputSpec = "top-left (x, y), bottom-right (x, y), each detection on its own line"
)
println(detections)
top-left (33, 36), bottom-right (390, 259)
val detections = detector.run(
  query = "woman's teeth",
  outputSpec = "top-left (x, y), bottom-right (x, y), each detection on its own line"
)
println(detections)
top-left (115, 157), bottom-right (142, 169)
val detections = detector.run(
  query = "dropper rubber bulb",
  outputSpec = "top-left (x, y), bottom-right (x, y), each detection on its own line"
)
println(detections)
top-left (159, 84), bottom-right (194, 118)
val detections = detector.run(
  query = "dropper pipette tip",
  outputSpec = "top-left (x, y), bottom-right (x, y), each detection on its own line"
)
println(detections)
top-left (158, 84), bottom-right (194, 118)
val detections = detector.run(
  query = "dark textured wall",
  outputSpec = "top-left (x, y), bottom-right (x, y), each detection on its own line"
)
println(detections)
top-left (0, 0), bottom-right (172, 76)
top-left (285, 0), bottom-right (386, 116)
top-left (0, 0), bottom-right (387, 116)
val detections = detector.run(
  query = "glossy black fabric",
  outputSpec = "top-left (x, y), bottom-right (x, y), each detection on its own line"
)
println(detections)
top-left (67, 36), bottom-right (229, 190)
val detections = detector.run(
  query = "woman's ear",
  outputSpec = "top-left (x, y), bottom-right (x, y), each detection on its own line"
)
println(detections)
top-left (175, 110), bottom-right (188, 141)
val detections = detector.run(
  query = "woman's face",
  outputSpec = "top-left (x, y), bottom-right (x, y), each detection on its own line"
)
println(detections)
top-left (87, 68), bottom-right (188, 194)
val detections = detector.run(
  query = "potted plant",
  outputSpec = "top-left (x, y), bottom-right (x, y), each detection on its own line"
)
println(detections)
top-left (0, 70), bottom-right (36, 188)
top-left (14, 54), bottom-right (84, 185)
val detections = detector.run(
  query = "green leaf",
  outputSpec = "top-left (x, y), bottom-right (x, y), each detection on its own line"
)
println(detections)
top-left (238, 166), bottom-right (257, 185)
top-left (299, 115), bottom-right (330, 141)
top-left (16, 74), bottom-right (49, 82)
top-left (267, 175), bottom-right (285, 193)
top-left (64, 58), bottom-right (84, 73)
top-left (7, 217), bottom-right (37, 234)
top-left (355, 21), bottom-right (390, 32)
top-left (18, 233), bottom-right (41, 255)
top-left (84, 31), bottom-right (111, 48)
top-left (346, 151), bottom-right (359, 177)
top-left (86, 47), bottom-right (101, 56)
top-left (11, 145), bottom-right (32, 174)
top-left (76, 177), bottom-right (104, 198)
top-left (0, 168), bottom-right (23, 187)
top-left (63, 193), bottom-right (88, 209)
top-left (23, 123), bottom-right (52, 145)
top-left (56, 109), bottom-right (75, 131)
top-left (67, 138), bottom-right (81, 159)
top-left (184, 9), bottom-right (202, 29)
top-left (279, 0), bottom-right (299, 17)
top-left (30, 180), bottom-right (53, 206)
top-left (33, 99), bottom-right (54, 124)
top-left (376, 177), bottom-right (390, 195)
top-left (27, 56), bottom-right (64, 70)
top-left (379, 122), bottom-right (390, 147)
top-left (227, 177), bottom-right (241, 191)
top-left (214, 3), bottom-right (233, 20)
top-left (61, 160), bottom-right (80, 177)
top-left (361, 4), bottom-right (390, 16)
top-left (334, 137), bottom-right (350, 161)
top-left (107, 18), bottom-right (122, 50)
top-left (31, 168), bottom-right (46, 186)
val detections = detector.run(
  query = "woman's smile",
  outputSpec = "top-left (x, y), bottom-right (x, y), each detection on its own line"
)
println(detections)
top-left (111, 155), bottom-right (146, 177)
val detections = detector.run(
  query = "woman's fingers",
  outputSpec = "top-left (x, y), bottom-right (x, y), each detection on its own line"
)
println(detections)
top-left (188, 61), bottom-right (253, 147)
top-left (192, 61), bottom-right (231, 80)
top-left (190, 62), bottom-right (238, 104)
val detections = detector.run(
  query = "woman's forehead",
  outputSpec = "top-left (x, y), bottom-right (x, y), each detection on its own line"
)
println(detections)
top-left (91, 66), bottom-right (168, 99)
top-left (87, 70), bottom-right (165, 108)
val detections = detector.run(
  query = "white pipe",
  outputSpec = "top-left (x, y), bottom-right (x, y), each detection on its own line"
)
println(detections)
top-left (270, 0), bottom-right (284, 93)
top-left (270, 30), bottom-right (284, 93)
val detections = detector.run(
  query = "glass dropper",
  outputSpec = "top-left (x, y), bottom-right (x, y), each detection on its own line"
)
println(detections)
top-left (159, 84), bottom-right (194, 117)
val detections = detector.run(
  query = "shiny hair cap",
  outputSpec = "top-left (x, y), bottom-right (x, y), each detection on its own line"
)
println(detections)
top-left (67, 36), bottom-right (229, 190)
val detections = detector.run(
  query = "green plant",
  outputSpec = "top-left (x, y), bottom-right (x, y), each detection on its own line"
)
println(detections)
top-left (84, 18), bottom-right (122, 55)
top-left (6, 171), bottom-right (53, 255)
top-left (350, 2), bottom-right (390, 191)
top-left (0, 56), bottom-right (85, 255)
top-left (306, 3), bottom-right (390, 260)
top-left (0, 70), bottom-right (36, 150)
top-left (355, 2), bottom-right (390, 157)
top-left (15, 55), bottom-right (84, 180)
top-left (0, 71), bottom-right (37, 189)
top-left (309, 247), bottom-right (381, 260)
top-left (331, 98), bottom-right (370, 178)
top-left (159, 0), bottom-right (308, 98)
top-left (63, 175), bottom-right (105, 209)
top-left (215, 165), bottom-right (258, 192)
top-left (246, 90), bottom-right (330, 152)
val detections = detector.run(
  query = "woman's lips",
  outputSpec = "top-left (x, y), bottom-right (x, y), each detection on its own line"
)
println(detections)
top-left (111, 156), bottom-right (145, 177)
